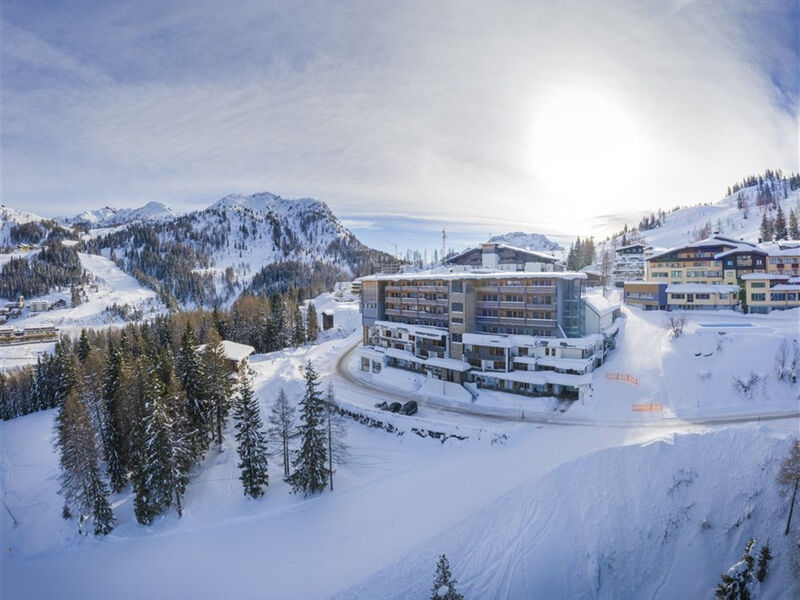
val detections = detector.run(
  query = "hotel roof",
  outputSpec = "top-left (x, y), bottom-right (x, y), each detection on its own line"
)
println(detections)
top-left (360, 270), bottom-right (585, 282)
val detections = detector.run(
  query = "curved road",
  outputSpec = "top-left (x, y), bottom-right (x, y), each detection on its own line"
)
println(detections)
top-left (333, 339), bottom-right (800, 429)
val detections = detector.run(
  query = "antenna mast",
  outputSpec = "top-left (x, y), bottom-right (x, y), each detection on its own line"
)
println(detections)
top-left (441, 227), bottom-right (447, 264)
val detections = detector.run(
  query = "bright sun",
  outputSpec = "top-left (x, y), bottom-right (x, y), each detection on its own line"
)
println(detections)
top-left (530, 86), bottom-right (644, 206)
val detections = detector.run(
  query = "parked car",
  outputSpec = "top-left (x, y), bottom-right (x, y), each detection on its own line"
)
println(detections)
top-left (374, 401), bottom-right (388, 409)
top-left (388, 402), bottom-right (402, 413)
top-left (400, 401), bottom-right (418, 416)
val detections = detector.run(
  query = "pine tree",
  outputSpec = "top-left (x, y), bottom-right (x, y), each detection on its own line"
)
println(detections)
top-left (176, 323), bottom-right (210, 459)
top-left (291, 302), bottom-right (306, 346)
top-left (789, 209), bottom-right (799, 239)
top-left (774, 204), bottom-right (788, 240)
top-left (71, 283), bottom-right (82, 307)
top-left (265, 294), bottom-right (287, 351)
top-left (202, 331), bottom-right (232, 451)
top-left (760, 211), bottom-right (773, 242)
top-left (756, 543), bottom-right (772, 582)
top-left (55, 388), bottom-right (114, 535)
top-left (103, 341), bottom-right (128, 492)
top-left (268, 387), bottom-right (295, 479)
top-left (233, 371), bottom-right (269, 498)
top-left (133, 362), bottom-right (191, 524)
top-left (306, 302), bottom-right (319, 341)
top-left (430, 554), bottom-right (464, 600)
top-left (288, 361), bottom-right (328, 495)
top-left (77, 329), bottom-right (92, 363)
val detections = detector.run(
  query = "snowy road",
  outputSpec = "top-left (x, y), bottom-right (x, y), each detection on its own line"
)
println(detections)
top-left (332, 337), bottom-right (800, 429)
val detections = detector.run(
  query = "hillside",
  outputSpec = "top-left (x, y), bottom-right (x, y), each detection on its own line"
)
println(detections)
top-left (609, 172), bottom-right (800, 251)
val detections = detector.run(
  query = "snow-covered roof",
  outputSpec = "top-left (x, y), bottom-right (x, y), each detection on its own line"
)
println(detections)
top-left (740, 273), bottom-right (789, 281)
top-left (666, 284), bottom-right (739, 294)
top-left (615, 243), bottom-right (649, 252)
top-left (766, 247), bottom-right (800, 257)
top-left (322, 309), bottom-right (334, 316)
top-left (463, 331), bottom-right (603, 350)
top-left (585, 294), bottom-right (619, 317)
top-left (714, 247), bottom-right (768, 259)
top-left (361, 270), bottom-right (585, 282)
top-left (197, 340), bottom-right (255, 362)
top-left (770, 284), bottom-right (800, 292)
top-left (648, 235), bottom-right (756, 261)
top-left (374, 320), bottom-right (447, 339)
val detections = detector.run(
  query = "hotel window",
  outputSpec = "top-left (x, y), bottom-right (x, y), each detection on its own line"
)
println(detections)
top-left (451, 302), bottom-right (464, 312)
top-left (452, 333), bottom-right (462, 343)
top-left (451, 281), bottom-right (463, 293)
top-left (751, 293), bottom-right (766, 301)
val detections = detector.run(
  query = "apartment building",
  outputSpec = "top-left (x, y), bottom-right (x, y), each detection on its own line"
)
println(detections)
top-left (740, 273), bottom-right (800, 313)
top-left (611, 243), bottom-right (648, 286)
top-left (359, 271), bottom-right (619, 400)
top-left (645, 236), bottom-right (766, 286)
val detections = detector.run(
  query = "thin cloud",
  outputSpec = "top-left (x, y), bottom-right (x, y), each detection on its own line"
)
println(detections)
top-left (1, 0), bottom-right (797, 244)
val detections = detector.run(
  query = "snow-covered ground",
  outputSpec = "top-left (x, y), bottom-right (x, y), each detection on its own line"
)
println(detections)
top-left (2, 290), bottom-right (799, 599)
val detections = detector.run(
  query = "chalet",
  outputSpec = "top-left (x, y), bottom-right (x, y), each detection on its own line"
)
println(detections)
top-left (197, 340), bottom-right (256, 373)
top-left (322, 310), bottom-right (335, 330)
top-left (50, 298), bottom-right (68, 310)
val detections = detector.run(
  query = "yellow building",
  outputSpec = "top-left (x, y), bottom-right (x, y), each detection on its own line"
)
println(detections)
top-left (665, 284), bottom-right (739, 310)
top-left (741, 273), bottom-right (800, 314)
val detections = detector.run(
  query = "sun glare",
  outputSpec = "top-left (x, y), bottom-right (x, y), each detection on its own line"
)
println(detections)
top-left (530, 87), bottom-right (644, 207)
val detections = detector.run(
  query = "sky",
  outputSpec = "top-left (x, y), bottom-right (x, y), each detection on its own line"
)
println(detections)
top-left (2, 0), bottom-right (798, 255)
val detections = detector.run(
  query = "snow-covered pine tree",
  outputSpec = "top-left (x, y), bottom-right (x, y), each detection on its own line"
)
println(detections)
top-left (233, 371), bottom-right (269, 498)
top-left (176, 323), bottom-right (210, 459)
top-left (133, 361), bottom-right (191, 524)
top-left (268, 387), bottom-right (295, 479)
top-left (267, 294), bottom-right (288, 351)
top-left (291, 301), bottom-right (306, 346)
top-left (774, 204), bottom-right (788, 240)
top-left (103, 340), bottom-right (128, 492)
top-left (77, 329), bottom-right (92, 363)
top-left (288, 361), bottom-right (328, 495)
top-left (756, 543), bottom-right (772, 582)
top-left (789, 209), bottom-right (799, 239)
top-left (202, 330), bottom-right (232, 451)
top-left (430, 554), bottom-right (464, 600)
top-left (306, 301), bottom-right (319, 341)
top-left (55, 388), bottom-right (114, 535)
top-left (760, 211), bottom-right (774, 242)
top-left (324, 383), bottom-right (348, 491)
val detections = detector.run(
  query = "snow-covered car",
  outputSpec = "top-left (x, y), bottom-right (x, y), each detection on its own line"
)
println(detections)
top-left (387, 402), bottom-right (402, 413)
top-left (400, 401), bottom-right (418, 416)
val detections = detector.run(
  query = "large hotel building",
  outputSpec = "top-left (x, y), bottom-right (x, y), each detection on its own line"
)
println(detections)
top-left (357, 243), bottom-right (620, 400)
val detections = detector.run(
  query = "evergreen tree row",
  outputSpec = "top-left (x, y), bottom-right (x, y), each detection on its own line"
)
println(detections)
top-left (0, 242), bottom-right (89, 300)
top-left (1, 295), bottom-right (321, 421)
top-left (759, 205), bottom-right (798, 242)
top-left (566, 237), bottom-right (596, 271)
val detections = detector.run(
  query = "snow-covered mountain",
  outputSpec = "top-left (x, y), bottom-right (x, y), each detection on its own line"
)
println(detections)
top-left (63, 201), bottom-right (177, 227)
top-left (488, 231), bottom-right (563, 251)
top-left (84, 191), bottom-right (394, 306)
top-left (0, 205), bottom-right (69, 247)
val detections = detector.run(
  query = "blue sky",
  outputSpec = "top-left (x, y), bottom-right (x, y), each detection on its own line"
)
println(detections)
top-left (2, 0), bottom-right (798, 255)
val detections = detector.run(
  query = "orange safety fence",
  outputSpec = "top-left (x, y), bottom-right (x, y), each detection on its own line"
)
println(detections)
top-left (632, 403), bottom-right (663, 412)
top-left (605, 372), bottom-right (639, 385)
